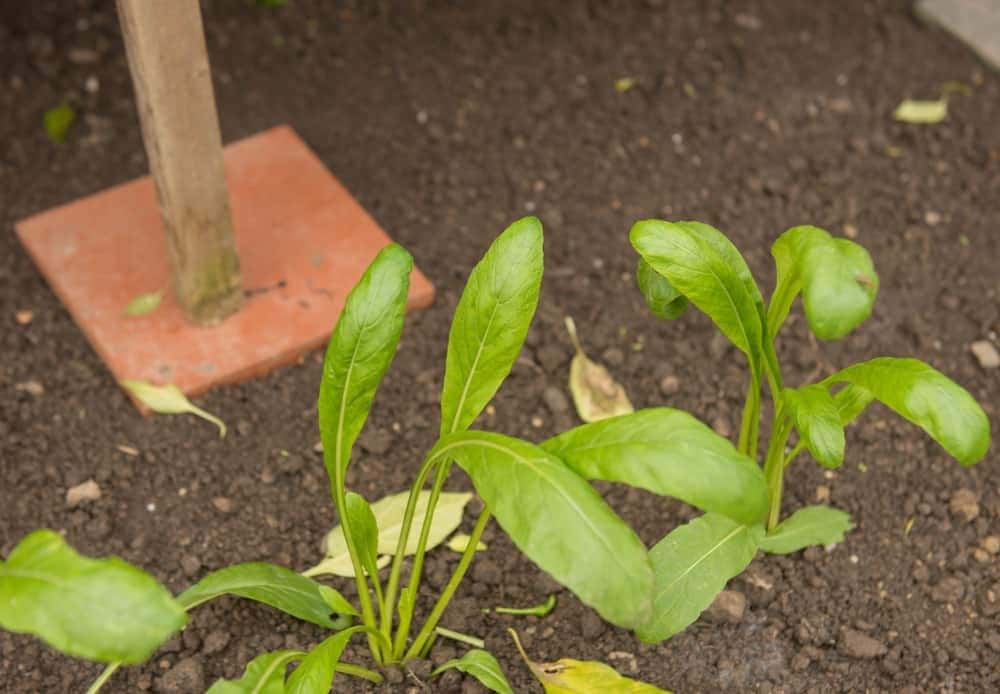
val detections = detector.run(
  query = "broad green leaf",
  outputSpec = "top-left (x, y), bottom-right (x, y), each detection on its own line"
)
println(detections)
top-left (637, 513), bottom-right (760, 643)
top-left (286, 628), bottom-right (359, 694)
top-left (344, 492), bottom-right (379, 579)
top-left (121, 380), bottom-right (226, 437)
top-left (206, 650), bottom-right (301, 693)
top-left (759, 505), bottom-right (853, 554)
top-left (781, 386), bottom-right (845, 468)
top-left (566, 317), bottom-right (634, 423)
top-left (308, 490), bottom-right (472, 577)
top-left (630, 219), bottom-right (766, 376)
top-left (543, 408), bottom-right (767, 525)
top-left (447, 533), bottom-right (487, 553)
top-left (432, 649), bottom-right (514, 694)
top-left (44, 104), bottom-right (75, 143)
top-left (833, 384), bottom-right (875, 426)
top-left (0, 530), bottom-right (185, 664)
top-left (823, 357), bottom-right (990, 466)
top-left (122, 290), bottom-right (163, 317)
top-left (177, 563), bottom-right (353, 629)
top-left (430, 431), bottom-right (653, 629)
top-left (318, 244), bottom-right (412, 483)
top-left (893, 98), bottom-right (947, 124)
top-left (636, 258), bottom-right (687, 320)
top-left (440, 217), bottom-right (543, 434)
top-left (767, 225), bottom-right (878, 341)
top-left (493, 594), bottom-right (557, 617)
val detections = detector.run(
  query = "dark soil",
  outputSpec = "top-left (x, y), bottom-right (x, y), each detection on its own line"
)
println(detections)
top-left (2, 1), bottom-right (999, 692)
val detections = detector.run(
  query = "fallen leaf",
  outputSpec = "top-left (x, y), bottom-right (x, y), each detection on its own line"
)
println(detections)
top-left (121, 380), bottom-right (227, 437)
top-left (493, 594), bottom-right (556, 617)
top-left (565, 317), bottom-right (633, 423)
top-left (893, 99), bottom-right (947, 124)
top-left (15, 310), bottom-right (33, 325)
top-left (509, 629), bottom-right (670, 693)
top-left (122, 290), bottom-right (163, 317)
top-left (614, 77), bottom-right (637, 93)
top-left (305, 490), bottom-right (472, 577)
top-left (44, 104), bottom-right (75, 143)
top-left (447, 533), bottom-right (487, 553)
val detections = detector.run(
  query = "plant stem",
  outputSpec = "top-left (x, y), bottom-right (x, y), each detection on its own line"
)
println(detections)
top-left (381, 453), bottom-right (440, 651)
top-left (86, 663), bottom-right (120, 694)
top-left (434, 626), bottom-right (485, 649)
top-left (393, 459), bottom-right (452, 657)
top-left (762, 412), bottom-right (792, 531)
top-left (335, 662), bottom-right (384, 684)
top-left (405, 509), bottom-right (491, 661)
top-left (331, 480), bottom-right (381, 663)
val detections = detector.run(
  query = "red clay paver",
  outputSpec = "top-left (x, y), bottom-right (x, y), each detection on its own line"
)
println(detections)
top-left (16, 125), bottom-right (435, 411)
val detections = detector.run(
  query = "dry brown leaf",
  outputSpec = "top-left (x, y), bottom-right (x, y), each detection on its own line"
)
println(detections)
top-left (565, 317), bottom-right (633, 422)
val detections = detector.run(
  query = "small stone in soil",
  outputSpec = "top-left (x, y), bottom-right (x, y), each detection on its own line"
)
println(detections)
top-left (15, 380), bottom-right (44, 396)
top-left (838, 629), bottom-right (887, 658)
top-left (659, 374), bottom-right (680, 396)
top-left (542, 385), bottom-right (570, 413)
top-left (180, 554), bottom-right (201, 578)
top-left (706, 589), bottom-right (746, 623)
top-left (212, 496), bottom-right (234, 513)
top-left (949, 488), bottom-right (979, 522)
top-left (358, 427), bottom-right (393, 454)
top-left (580, 610), bottom-right (605, 639)
top-left (66, 479), bottom-right (101, 507)
top-left (981, 536), bottom-right (1000, 555)
top-left (155, 656), bottom-right (204, 693)
top-left (970, 340), bottom-right (999, 369)
top-left (201, 630), bottom-right (229, 655)
top-left (931, 576), bottom-right (965, 603)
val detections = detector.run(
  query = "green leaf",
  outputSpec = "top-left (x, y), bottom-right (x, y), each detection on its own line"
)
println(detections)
top-left (177, 563), bottom-right (353, 630)
top-left (432, 649), bottom-right (514, 694)
top-left (318, 244), bottom-right (412, 483)
top-left (440, 217), bottom-right (543, 435)
top-left (630, 219), bottom-right (766, 376)
top-left (0, 530), bottom-right (185, 664)
top-left (122, 290), bottom-right (163, 317)
top-left (44, 104), bottom-right (75, 143)
top-left (344, 492), bottom-right (380, 579)
top-left (286, 628), bottom-right (360, 694)
top-left (636, 259), bottom-right (688, 321)
top-left (823, 357), bottom-right (990, 466)
top-left (206, 650), bottom-right (301, 693)
top-left (759, 506), bottom-right (853, 554)
top-left (637, 513), bottom-right (760, 643)
top-left (781, 386), bottom-right (845, 468)
top-left (543, 408), bottom-right (768, 525)
top-left (308, 490), bottom-right (472, 577)
top-left (832, 384), bottom-right (875, 426)
top-left (493, 594), bottom-right (557, 617)
top-left (893, 98), bottom-right (947, 124)
top-left (767, 225), bottom-right (878, 341)
top-left (120, 380), bottom-right (227, 437)
top-left (431, 431), bottom-right (652, 629)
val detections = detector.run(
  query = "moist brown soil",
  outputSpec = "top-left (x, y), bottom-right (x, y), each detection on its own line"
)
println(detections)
top-left (2, 1), bottom-right (999, 692)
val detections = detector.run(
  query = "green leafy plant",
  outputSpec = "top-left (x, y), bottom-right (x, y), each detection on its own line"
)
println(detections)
top-left (1, 217), bottom-right (766, 693)
top-left (629, 219), bottom-right (991, 640)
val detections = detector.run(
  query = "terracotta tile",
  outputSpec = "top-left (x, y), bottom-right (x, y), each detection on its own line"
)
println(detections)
top-left (15, 125), bottom-right (435, 411)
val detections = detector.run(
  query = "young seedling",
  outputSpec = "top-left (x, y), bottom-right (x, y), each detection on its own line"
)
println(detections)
top-left (629, 219), bottom-right (991, 641)
top-left (1, 217), bottom-right (768, 693)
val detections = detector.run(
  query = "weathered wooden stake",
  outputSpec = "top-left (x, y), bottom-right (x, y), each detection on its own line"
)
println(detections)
top-left (117, 0), bottom-right (243, 325)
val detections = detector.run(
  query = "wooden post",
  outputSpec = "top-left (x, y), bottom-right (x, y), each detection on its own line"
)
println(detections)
top-left (117, 0), bottom-right (243, 325)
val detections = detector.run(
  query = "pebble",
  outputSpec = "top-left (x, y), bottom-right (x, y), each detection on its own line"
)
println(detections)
top-left (931, 576), bottom-right (965, 603)
top-left (15, 380), bottom-right (44, 397)
top-left (659, 374), bottom-right (680, 396)
top-left (970, 340), bottom-right (999, 369)
top-left (155, 657), bottom-right (204, 693)
top-left (948, 488), bottom-right (979, 522)
top-left (15, 309), bottom-right (33, 325)
top-left (358, 428), bottom-right (393, 455)
top-left (838, 628), bottom-right (887, 658)
top-left (180, 555), bottom-right (201, 578)
top-left (711, 416), bottom-right (732, 438)
top-left (212, 497), bottom-right (234, 514)
top-left (66, 479), bottom-right (101, 508)
top-left (542, 386), bottom-right (570, 413)
top-left (981, 536), bottom-right (1000, 555)
top-left (580, 611), bottom-right (606, 639)
top-left (607, 651), bottom-right (638, 673)
top-left (706, 589), bottom-right (746, 623)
